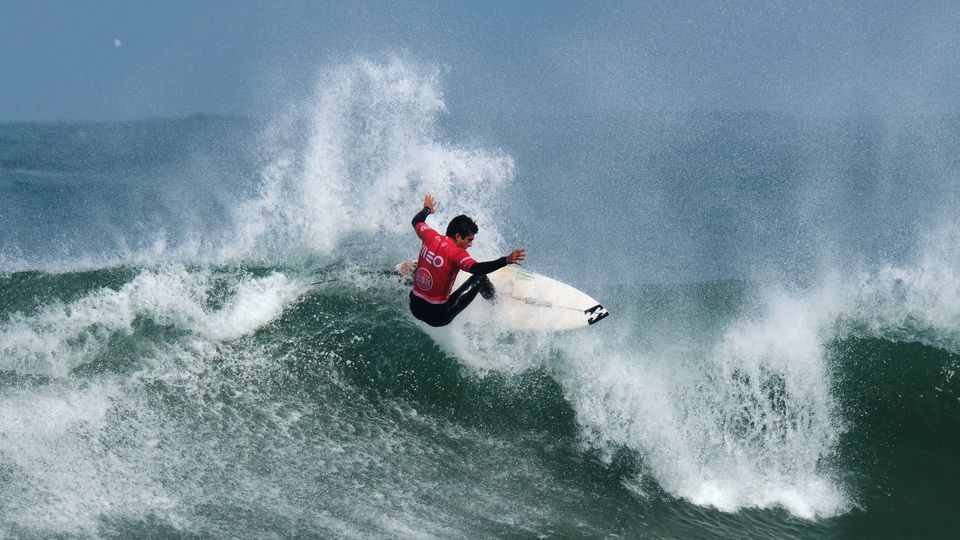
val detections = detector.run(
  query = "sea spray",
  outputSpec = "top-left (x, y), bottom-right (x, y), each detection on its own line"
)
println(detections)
top-left (5, 56), bottom-right (960, 536)
top-left (546, 281), bottom-right (851, 519)
top-left (228, 57), bottom-right (515, 263)
top-left (843, 222), bottom-right (960, 352)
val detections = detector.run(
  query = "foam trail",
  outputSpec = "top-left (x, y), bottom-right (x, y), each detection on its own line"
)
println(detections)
top-left (416, 314), bottom-right (551, 375)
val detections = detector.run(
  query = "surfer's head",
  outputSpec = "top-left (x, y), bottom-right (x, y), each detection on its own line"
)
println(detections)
top-left (446, 215), bottom-right (478, 248)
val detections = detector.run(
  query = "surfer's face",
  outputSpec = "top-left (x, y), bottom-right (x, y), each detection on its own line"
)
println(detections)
top-left (453, 233), bottom-right (474, 249)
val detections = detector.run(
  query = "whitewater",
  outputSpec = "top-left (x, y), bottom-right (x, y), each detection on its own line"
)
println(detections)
top-left (2, 58), bottom-right (959, 538)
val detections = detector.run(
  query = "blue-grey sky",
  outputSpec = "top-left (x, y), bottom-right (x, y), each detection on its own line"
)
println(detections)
top-left (3, 1), bottom-right (960, 121)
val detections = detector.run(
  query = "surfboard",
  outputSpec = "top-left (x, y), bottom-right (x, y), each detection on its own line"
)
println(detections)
top-left (397, 260), bottom-right (609, 331)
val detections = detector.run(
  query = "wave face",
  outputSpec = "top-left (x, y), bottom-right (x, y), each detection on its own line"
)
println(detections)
top-left (2, 58), bottom-right (960, 538)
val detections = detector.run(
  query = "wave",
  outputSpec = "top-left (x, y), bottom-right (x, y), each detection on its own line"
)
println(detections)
top-left (2, 254), bottom-right (959, 535)
top-left (0, 266), bottom-right (306, 378)
top-left (4, 57), bottom-right (960, 535)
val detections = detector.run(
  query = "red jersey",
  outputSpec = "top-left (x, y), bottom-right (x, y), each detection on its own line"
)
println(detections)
top-left (412, 222), bottom-right (477, 303)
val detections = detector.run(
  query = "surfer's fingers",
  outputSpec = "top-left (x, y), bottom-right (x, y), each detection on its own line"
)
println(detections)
top-left (508, 248), bottom-right (527, 264)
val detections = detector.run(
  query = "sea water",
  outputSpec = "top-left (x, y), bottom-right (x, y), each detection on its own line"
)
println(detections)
top-left (2, 58), bottom-right (959, 538)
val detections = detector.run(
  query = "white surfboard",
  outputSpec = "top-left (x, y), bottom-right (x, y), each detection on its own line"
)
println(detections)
top-left (397, 261), bottom-right (609, 331)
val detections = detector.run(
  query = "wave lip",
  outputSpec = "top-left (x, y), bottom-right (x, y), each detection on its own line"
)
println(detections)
top-left (0, 266), bottom-right (305, 377)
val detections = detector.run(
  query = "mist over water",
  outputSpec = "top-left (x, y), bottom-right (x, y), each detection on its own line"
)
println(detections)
top-left (2, 57), bottom-right (960, 536)
top-left (228, 58), bottom-right (514, 264)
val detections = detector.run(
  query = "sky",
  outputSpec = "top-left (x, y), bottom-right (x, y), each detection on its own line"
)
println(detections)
top-left (2, 1), bottom-right (960, 122)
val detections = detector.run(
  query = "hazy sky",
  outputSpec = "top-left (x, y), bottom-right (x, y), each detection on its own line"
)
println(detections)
top-left (3, 1), bottom-right (960, 121)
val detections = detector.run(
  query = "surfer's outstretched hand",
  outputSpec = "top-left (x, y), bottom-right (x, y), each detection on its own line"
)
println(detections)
top-left (506, 248), bottom-right (526, 265)
top-left (423, 194), bottom-right (437, 213)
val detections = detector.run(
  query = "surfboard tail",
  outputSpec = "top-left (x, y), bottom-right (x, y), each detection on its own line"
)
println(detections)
top-left (584, 304), bottom-right (609, 325)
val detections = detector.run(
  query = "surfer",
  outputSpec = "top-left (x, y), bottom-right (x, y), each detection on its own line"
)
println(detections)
top-left (409, 193), bottom-right (526, 327)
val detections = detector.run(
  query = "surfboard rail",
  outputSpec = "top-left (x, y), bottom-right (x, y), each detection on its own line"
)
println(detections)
top-left (397, 260), bottom-right (609, 331)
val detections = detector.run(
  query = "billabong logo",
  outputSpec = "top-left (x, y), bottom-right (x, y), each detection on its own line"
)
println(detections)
top-left (584, 304), bottom-right (609, 325)
top-left (414, 267), bottom-right (434, 291)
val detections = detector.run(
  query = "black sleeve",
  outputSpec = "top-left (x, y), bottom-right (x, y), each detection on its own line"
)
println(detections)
top-left (464, 257), bottom-right (508, 275)
top-left (412, 207), bottom-right (431, 227)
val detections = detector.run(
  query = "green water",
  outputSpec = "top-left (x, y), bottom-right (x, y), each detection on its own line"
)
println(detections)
top-left (2, 266), bottom-right (958, 537)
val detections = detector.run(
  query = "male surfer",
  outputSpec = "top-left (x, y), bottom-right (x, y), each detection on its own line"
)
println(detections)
top-left (409, 193), bottom-right (526, 327)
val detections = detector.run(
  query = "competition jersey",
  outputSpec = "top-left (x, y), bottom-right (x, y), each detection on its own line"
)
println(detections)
top-left (412, 222), bottom-right (476, 303)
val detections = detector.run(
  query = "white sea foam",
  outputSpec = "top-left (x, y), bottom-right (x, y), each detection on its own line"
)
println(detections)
top-left (0, 266), bottom-right (306, 377)
top-left (416, 307), bottom-right (553, 375)
top-left (550, 282), bottom-right (852, 520)
top-left (0, 338), bottom-right (556, 537)
top-left (0, 381), bottom-right (182, 536)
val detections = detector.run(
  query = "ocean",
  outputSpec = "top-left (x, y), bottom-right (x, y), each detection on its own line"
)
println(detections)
top-left (2, 59), bottom-right (959, 538)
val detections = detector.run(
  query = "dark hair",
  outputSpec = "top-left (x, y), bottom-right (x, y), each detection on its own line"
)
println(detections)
top-left (446, 214), bottom-right (478, 238)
